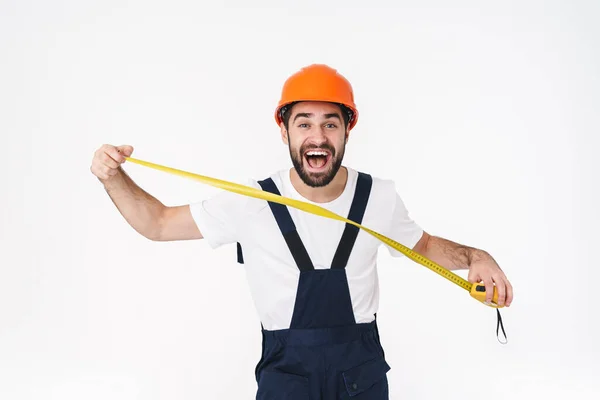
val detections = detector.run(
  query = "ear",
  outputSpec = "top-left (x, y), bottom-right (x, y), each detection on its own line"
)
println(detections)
top-left (345, 129), bottom-right (350, 144)
top-left (280, 123), bottom-right (288, 145)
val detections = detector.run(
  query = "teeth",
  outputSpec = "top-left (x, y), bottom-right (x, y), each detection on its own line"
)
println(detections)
top-left (306, 151), bottom-right (328, 156)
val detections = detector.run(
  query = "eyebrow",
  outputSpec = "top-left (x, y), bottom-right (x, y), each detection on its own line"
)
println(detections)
top-left (293, 112), bottom-right (342, 122)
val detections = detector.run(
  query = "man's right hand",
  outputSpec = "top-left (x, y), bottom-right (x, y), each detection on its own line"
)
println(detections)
top-left (90, 143), bottom-right (203, 241)
top-left (90, 144), bottom-right (134, 181)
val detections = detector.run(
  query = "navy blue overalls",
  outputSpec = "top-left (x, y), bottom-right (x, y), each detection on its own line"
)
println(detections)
top-left (241, 172), bottom-right (391, 399)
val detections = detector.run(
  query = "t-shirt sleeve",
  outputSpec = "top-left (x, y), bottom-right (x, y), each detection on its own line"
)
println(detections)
top-left (385, 193), bottom-right (424, 258)
top-left (188, 187), bottom-right (248, 249)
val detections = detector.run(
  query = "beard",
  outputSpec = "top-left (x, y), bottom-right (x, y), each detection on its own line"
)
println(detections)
top-left (289, 140), bottom-right (345, 188)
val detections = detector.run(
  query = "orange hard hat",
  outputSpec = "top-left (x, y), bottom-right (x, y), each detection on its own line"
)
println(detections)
top-left (275, 64), bottom-right (359, 130)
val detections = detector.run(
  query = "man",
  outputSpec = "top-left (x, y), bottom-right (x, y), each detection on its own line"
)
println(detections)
top-left (90, 64), bottom-right (513, 399)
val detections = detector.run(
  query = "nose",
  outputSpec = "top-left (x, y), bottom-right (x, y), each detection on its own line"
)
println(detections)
top-left (310, 127), bottom-right (327, 145)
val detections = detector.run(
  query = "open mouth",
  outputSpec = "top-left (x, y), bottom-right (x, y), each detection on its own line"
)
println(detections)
top-left (304, 149), bottom-right (331, 172)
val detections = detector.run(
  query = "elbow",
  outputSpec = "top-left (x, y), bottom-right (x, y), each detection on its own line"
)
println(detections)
top-left (138, 225), bottom-right (163, 241)
top-left (144, 207), bottom-right (168, 241)
top-left (413, 231), bottom-right (431, 255)
top-left (145, 231), bottom-right (163, 242)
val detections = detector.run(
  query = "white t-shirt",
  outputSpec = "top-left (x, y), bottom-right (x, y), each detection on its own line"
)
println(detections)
top-left (189, 167), bottom-right (423, 331)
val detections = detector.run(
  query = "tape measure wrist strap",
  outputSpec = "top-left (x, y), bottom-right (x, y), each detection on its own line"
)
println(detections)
top-left (496, 309), bottom-right (507, 344)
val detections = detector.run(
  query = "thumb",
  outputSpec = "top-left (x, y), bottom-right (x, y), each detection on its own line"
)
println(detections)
top-left (117, 145), bottom-right (134, 157)
top-left (467, 269), bottom-right (480, 284)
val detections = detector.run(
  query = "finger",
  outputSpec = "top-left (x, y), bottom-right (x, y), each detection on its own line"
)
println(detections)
top-left (104, 146), bottom-right (126, 164)
top-left (91, 165), bottom-right (109, 180)
top-left (493, 274), bottom-right (506, 306)
top-left (505, 279), bottom-right (513, 306)
top-left (467, 269), bottom-right (480, 284)
top-left (116, 145), bottom-right (134, 157)
top-left (96, 165), bottom-right (117, 178)
top-left (484, 277), bottom-right (494, 304)
top-left (100, 152), bottom-right (120, 169)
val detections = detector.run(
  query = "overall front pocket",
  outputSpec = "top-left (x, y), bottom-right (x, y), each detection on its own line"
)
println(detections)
top-left (340, 357), bottom-right (391, 398)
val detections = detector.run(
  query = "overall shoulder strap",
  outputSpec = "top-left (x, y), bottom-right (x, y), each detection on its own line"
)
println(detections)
top-left (258, 178), bottom-right (314, 271)
top-left (331, 172), bottom-right (373, 269)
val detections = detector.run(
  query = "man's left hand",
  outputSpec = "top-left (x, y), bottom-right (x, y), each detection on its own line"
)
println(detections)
top-left (468, 255), bottom-right (513, 307)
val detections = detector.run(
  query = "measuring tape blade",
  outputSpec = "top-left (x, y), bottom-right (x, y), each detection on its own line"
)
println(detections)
top-left (123, 156), bottom-right (503, 308)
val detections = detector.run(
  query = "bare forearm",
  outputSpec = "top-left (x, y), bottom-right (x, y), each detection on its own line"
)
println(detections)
top-left (102, 167), bottom-right (165, 240)
top-left (413, 231), bottom-right (512, 305)
top-left (421, 235), bottom-right (490, 271)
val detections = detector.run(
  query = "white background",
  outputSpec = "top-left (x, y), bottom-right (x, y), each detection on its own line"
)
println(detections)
top-left (1, 0), bottom-right (599, 399)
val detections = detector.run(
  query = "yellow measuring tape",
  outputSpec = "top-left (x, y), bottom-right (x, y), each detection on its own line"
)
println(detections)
top-left (124, 156), bottom-right (502, 310)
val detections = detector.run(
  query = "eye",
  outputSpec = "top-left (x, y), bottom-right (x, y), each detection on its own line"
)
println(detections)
top-left (325, 123), bottom-right (337, 129)
top-left (298, 123), bottom-right (309, 128)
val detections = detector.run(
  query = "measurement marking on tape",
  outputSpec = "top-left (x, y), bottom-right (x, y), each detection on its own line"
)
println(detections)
top-left (123, 156), bottom-right (501, 307)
